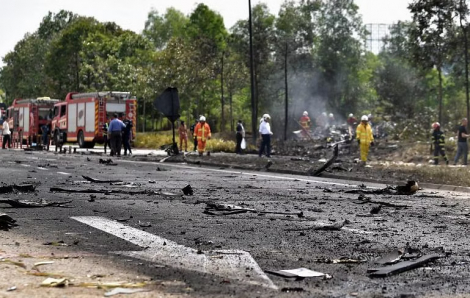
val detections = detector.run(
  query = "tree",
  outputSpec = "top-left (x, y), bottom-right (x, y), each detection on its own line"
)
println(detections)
top-left (312, 0), bottom-right (368, 118)
top-left (408, 0), bottom-right (456, 124)
top-left (274, 0), bottom-right (318, 140)
top-left (231, 4), bottom-right (276, 134)
top-left (143, 8), bottom-right (188, 50)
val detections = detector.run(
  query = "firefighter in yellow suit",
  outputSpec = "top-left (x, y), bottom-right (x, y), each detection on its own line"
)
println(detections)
top-left (356, 115), bottom-right (374, 164)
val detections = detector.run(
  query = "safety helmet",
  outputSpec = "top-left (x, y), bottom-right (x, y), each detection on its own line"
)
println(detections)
top-left (322, 112), bottom-right (327, 116)
top-left (361, 115), bottom-right (368, 121)
top-left (303, 111), bottom-right (308, 116)
top-left (199, 116), bottom-right (206, 122)
top-left (432, 122), bottom-right (440, 129)
top-left (368, 114), bottom-right (373, 118)
top-left (349, 113), bottom-right (353, 118)
top-left (329, 113), bottom-right (334, 118)
top-left (263, 114), bottom-right (271, 119)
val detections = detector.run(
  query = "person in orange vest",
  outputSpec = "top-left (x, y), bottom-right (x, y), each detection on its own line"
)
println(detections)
top-left (178, 120), bottom-right (188, 152)
top-left (194, 115), bottom-right (211, 156)
top-left (356, 115), bottom-right (374, 165)
top-left (299, 111), bottom-right (311, 140)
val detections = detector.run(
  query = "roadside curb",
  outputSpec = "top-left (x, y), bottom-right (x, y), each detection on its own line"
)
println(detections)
top-left (158, 157), bottom-right (470, 194)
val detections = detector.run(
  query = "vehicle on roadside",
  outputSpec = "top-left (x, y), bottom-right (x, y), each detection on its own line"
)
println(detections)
top-left (51, 91), bottom-right (137, 148)
top-left (6, 97), bottom-right (58, 145)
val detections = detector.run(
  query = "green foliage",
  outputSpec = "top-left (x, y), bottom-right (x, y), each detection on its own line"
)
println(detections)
top-left (143, 8), bottom-right (188, 50)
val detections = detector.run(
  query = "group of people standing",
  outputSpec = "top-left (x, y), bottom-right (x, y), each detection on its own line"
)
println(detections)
top-left (178, 116), bottom-right (212, 156)
top-left (432, 118), bottom-right (470, 166)
top-left (103, 113), bottom-right (133, 157)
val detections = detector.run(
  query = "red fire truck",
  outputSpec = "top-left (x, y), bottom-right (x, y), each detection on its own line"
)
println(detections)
top-left (6, 97), bottom-right (59, 145)
top-left (51, 91), bottom-right (137, 148)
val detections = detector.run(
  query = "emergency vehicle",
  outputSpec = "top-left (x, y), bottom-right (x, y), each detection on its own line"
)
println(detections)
top-left (6, 97), bottom-right (59, 145)
top-left (51, 91), bottom-right (137, 148)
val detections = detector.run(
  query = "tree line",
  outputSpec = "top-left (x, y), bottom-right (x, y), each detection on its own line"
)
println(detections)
top-left (1, 0), bottom-right (470, 140)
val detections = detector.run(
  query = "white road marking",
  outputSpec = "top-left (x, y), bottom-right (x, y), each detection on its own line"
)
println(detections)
top-left (120, 160), bottom-right (367, 188)
top-left (57, 172), bottom-right (71, 175)
top-left (71, 216), bottom-right (277, 289)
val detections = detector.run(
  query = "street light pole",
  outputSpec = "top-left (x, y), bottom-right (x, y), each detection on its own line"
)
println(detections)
top-left (248, 0), bottom-right (257, 143)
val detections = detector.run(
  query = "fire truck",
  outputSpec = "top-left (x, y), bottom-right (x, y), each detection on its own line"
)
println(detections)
top-left (6, 97), bottom-right (59, 145)
top-left (51, 91), bottom-right (137, 148)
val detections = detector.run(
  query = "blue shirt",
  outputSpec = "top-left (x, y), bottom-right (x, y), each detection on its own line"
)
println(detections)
top-left (108, 118), bottom-right (125, 132)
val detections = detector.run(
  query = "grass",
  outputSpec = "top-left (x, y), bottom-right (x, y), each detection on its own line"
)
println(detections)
top-left (134, 132), bottom-right (240, 153)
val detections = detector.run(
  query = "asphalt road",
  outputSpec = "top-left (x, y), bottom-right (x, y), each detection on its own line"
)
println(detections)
top-left (1, 148), bottom-right (470, 298)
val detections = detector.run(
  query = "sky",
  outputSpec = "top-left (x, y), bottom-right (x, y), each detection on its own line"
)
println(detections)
top-left (0, 0), bottom-right (412, 64)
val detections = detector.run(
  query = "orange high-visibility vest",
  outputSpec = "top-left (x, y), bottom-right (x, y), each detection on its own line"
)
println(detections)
top-left (195, 122), bottom-right (211, 142)
top-left (300, 116), bottom-right (311, 129)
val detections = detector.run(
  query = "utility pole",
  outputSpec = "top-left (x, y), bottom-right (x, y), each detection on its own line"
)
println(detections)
top-left (248, 0), bottom-right (257, 142)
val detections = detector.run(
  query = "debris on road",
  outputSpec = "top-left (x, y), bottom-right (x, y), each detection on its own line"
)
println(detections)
top-left (182, 184), bottom-right (194, 196)
top-left (375, 250), bottom-right (404, 265)
top-left (345, 181), bottom-right (419, 196)
top-left (0, 199), bottom-right (73, 208)
top-left (370, 205), bottom-right (382, 214)
top-left (204, 202), bottom-right (304, 217)
top-left (352, 195), bottom-right (410, 208)
top-left (315, 257), bottom-right (365, 264)
top-left (0, 259), bottom-right (26, 269)
top-left (0, 184), bottom-right (36, 194)
top-left (104, 288), bottom-right (151, 297)
top-left (138, 221), bottom-right (151, 228)
top-left (281, 287), bottom-right (305, 292)
top-left (82, 175), bottom-right (123, 184)
top-left (368, 254), bottom-right (441, 277)
top-left (41, 277), bottom-right (70, 287)
top-left (43, 241), bottom-right (68, 246)
top-left (99, 159), bottom-right (116, 166)
top-left (0, 214), bottom-right (18, 230)
top-left (308, 145), bottom-right (338, 176)
top-left (7, 286), bottom-right (17, 292)
top-left (267, 268), bottom-right (332, 279)
top-left (32, 261), bottom-right (54, 271)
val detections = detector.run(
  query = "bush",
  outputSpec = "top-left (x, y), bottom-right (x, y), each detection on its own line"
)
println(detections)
top-left (134, 132), bottom-right (240, 153)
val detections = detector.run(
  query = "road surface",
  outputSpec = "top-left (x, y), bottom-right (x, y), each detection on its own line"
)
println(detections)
top-left (0, 148), bottom-right (468, 297)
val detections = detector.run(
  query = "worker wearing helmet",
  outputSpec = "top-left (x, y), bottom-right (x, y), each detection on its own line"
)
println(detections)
top-left (299, 111), bottom-right (311, 140)
top-left (259, 114), bottom-right (273, 158)
top-left (316, 112), bottom-right (327, 128)
top-left (347, 113), bottom-right (358, 140)
top-left (194, 115), bottom-right (211, 156)
top-left (454, 118), bottom-right (469, 165)
top-left (431, 122), bottom-right (449, 165)
top-left (356, 115), bottom-right (374, 164)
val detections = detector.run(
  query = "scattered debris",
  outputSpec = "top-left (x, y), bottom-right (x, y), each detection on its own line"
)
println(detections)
top-left (368, 254), bottom-right (441, 277)
top-left (205, 202), bottom-right (304, 217)
top-left (313, 221), bottom-right (346, 231)
top-left (370, 205), bottom-right (382, 214)
top-left (315, 257), bottom-right (364, 264)
top-left (281, 287), bottom-right (305, 292)
top-left (99, 159), bottom-right (116, 166)
top-left (148, 180), bottom-right (156, 184)
top-left (0, 184), bottom-right (36, 194)
top-left (41, 278), bottom-right (70, 287)
top-left (32, 261), bottom-right (54, 271)
top-left (0, 199), bottom-right (72, 208)
top-left (376, 250), bottom-right (404, 265)
top-left (182, 184), bottom-right (194, 196)
top-left (0, 259), bottom-right (26, 269)
top-left (43, 241), bottom-right (68, 246)
top-left (104, 288), bottom-right (151, 297)
top-left (7, 286), bottom-right (16, 292)
top-left (267, 268), bottom-right (331, 279)
top-left (345, 181), bottom-right (419, 196)
top-left (0, 214), bottom-right (18, 230)
top-left (138, 221), bottom-right (151, 228)
top-left (352, 195), bottom-right (410, 208)
top-left (308, 145), bottom-right (339, 176)
top-left (82, 175), bottom-right (123, 183)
